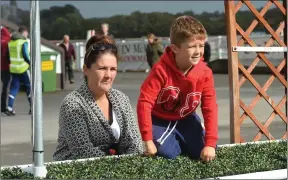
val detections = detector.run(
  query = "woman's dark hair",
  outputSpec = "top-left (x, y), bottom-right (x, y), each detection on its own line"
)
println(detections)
top-left (84, 35), bottom-right (118, 69)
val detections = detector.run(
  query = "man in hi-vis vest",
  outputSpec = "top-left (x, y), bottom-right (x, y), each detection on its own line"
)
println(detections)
top-left (6, 26), bottom-right (31, 116)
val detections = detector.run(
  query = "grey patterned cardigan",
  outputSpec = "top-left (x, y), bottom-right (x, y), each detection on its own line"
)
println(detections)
top-left (53, 81), bottom-right (143, 161)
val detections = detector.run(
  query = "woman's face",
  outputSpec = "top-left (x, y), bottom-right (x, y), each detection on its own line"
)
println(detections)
top-left (83, 53), bottom-right (118, 94)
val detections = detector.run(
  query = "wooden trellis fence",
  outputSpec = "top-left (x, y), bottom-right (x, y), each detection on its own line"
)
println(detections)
top-left (224, 0), bottom-right (287, 143)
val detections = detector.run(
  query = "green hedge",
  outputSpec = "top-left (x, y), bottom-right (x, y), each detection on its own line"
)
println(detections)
top-left (1, 141), bottom-right (286, 179)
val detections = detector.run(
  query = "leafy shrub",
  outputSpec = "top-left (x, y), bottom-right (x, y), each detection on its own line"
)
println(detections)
top-left (1, 141), bottom-right (286, 179)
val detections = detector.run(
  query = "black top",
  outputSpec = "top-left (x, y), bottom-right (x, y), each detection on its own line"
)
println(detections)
top-left (108, 101), bottom-right (113, 125)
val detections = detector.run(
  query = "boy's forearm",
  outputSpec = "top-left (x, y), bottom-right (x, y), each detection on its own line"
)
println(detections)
top-left (137, 100), bottom-right (153, 141)
top-left (137, 67), bottom-right (164, 141)
top-left (202, 103), bottom-right (218, 148)
top-left (201, 69), bottom-right (218, 148)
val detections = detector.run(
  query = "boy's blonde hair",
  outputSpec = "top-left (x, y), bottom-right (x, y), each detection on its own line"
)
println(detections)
top-left (170, 15), bottom-right (207, 47)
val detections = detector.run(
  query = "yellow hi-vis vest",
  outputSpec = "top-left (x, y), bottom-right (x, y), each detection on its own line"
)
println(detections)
top-left (8, 39), bottom-right (29, 74)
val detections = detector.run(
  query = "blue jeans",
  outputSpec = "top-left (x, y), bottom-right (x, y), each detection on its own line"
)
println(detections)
top-left (8, 71), bottom-right (31, 110)
top-left (152, 113), bottom-right (205, 159)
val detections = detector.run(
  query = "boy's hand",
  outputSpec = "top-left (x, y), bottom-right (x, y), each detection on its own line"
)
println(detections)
top-left (200, 146), bottom-right (216, 162)
top-left (143, 140), bottom-right (157, 156)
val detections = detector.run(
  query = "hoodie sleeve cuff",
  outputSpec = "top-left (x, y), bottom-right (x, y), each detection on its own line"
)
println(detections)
top-left (141, 131), bottom-right (153, 141)
top-left (205, 138), bottom-right (217, 148)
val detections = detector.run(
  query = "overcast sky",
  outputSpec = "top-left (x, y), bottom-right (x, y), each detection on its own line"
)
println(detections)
top-left (2, 1), bottom-right (270, 18)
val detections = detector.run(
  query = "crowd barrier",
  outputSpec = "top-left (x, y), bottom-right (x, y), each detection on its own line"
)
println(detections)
top-left (57, 35), bottom-right (284, 72)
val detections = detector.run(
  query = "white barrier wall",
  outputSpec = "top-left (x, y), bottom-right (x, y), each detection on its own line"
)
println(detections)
top-left (73, 39), bottom-right (170, 72)
top-left (71, 35), bottom-right (284, 72)
top-left (116, 40), bottom-right (170, 72)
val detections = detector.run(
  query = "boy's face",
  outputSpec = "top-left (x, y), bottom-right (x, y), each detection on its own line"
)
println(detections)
top-left (171, 37), bottom-right (205, 71)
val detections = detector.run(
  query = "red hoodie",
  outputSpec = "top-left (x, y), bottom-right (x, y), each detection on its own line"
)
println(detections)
top-left (1, 27), bottom-right (11, 71)
top-left (137, 46), bottom-right (218, 148)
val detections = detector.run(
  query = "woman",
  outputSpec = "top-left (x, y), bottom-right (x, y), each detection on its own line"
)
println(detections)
top-left (53, 35), bottom-right (143, 161)
top-left (145, 33), bottom-right (164, 69)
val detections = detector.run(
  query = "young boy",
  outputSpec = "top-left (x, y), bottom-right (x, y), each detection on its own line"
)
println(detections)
top-left (137, 15), bottom-right (218, 162)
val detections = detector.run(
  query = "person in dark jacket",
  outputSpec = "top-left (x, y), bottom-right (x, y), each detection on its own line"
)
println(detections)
top-left (1, 27), bottom-right (11, 114)
top-left (146, 33), bottom-right (164, 69)
top-left (203, 41), bottom-right (211, 64)
top-left (59, 35), bottom-right (76, 84)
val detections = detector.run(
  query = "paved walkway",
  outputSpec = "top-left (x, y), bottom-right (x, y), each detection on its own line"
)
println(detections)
top-left (1, 72), bottom-right (286, 166)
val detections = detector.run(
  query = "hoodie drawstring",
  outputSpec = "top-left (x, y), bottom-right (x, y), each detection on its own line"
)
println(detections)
top-left (156, 121), bottom-right (171, 144)
top-left (156, 121), bottom-right (178, 145)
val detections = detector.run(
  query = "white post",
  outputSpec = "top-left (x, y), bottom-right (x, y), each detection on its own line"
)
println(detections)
top-left (217, 35), bottom-right (223, 60)
top-left (30, 0), bottom-right (47, 178)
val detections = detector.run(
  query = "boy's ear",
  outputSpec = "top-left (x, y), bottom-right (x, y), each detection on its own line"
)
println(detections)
top-left (170, 44), bottom-right (179, 54)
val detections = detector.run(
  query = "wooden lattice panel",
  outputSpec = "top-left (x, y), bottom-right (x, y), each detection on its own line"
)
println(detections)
top-left (224, 0), bottom-right (287, 143)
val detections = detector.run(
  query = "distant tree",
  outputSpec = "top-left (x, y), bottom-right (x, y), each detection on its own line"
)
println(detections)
top-left (40, 4), bottom-right (84, 39)
top-left (7, 4), bottom-right (284, 40)
top-left (51, 17), bottom-right (70, 39)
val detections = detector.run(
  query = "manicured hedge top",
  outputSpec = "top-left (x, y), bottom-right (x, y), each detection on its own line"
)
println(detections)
top-left (1, 141), bottom-right (286, 179)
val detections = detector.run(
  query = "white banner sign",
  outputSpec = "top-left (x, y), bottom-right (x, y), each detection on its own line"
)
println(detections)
top-left (72, 35), bottom-right (284, 71)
